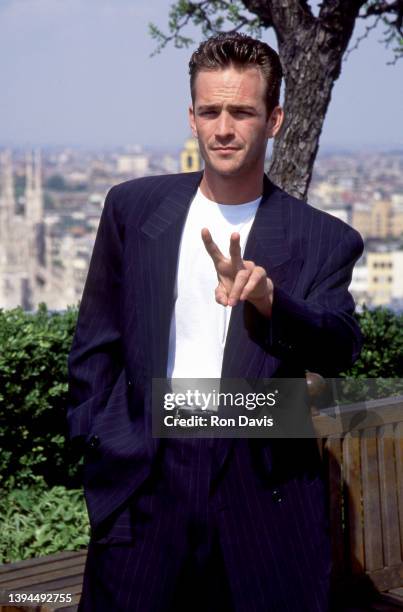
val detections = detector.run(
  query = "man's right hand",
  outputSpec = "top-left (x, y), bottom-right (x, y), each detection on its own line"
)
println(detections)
top-left (201, 228), bottom-right (273, 318)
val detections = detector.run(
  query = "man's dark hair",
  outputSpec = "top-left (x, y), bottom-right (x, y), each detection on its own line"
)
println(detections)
top-left (189, 32), bottom-right (282, 116)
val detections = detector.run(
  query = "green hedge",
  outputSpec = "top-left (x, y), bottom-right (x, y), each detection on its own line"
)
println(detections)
top-left (343, 305), bottom-right (403, 377)
top-left (340, 305), bottom-right (403, 403)
top-left (0, 303), bottom-right (79, 491)
top-left (0, 477), bottom-right (89, 563)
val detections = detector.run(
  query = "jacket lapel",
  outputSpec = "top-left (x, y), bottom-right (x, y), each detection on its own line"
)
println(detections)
top-left (221, 175), bottom-right (303, 378)
top-left (138, 171), bottom-right (203, 377)
top-left (214, 177), bottom-right (304, 477)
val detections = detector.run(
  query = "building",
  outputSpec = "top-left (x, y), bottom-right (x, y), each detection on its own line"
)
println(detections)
top-left (391, 195), bottom-right (403, 237)
top-left (180, 137), bottom-right (202, 173)
top-left (117, 149), bottom-right (149, 176)
top-left (352, 202), bottom-right (372, 238)
top-left (0, 149), bottom-right (98, 311)
top-left (367, 247), bottom-right (403, 306)
top-left (370, 197), bottom-right (392, 239)
top-left (350, 254), bottom-right (369, 309)
top-left (352, 196), bottom-right (403, 240)
top-left (0, 150), bottom-right (45, 309)
top-left (325, 203), bottom-right (353, 226)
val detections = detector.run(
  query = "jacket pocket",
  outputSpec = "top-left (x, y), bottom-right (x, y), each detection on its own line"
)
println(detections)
top-left (67, 383), bottom-right (116, 440)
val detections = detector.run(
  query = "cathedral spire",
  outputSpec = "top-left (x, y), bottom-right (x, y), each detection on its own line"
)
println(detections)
top-left (34, 149), bottom-right (42, 200)
top-left (0, 150), bottom-right (16, 227)
top-left (26, 150), bottom-right (34, 198)
top-left (25, 148), bottom-right (43, 224)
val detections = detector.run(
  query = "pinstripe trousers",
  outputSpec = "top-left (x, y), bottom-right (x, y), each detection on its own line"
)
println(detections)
top-left (78, 438), bottom-right (331, 612)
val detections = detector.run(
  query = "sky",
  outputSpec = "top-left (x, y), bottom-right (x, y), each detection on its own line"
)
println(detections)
top-left (0, 0), bottom-right (402, 151)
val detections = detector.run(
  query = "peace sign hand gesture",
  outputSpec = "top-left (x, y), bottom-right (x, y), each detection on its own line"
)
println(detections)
top-left (201, 228), bottom-right (273, 318)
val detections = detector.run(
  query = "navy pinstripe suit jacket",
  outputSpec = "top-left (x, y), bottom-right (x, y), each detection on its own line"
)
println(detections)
top-left (66, 170), bottom-right (363, 536)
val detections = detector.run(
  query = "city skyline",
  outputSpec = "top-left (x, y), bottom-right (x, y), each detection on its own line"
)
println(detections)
top-left (1, 144), bottom-right (402, 312)
top-left (0, 0), bottom-right (402, 150)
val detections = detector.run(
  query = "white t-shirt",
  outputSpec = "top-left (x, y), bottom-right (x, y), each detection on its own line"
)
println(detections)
top-left (166, 187), bottom-right (261, 380)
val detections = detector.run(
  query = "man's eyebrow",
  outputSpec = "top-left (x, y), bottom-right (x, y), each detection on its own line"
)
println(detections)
top-left (197, 104), bottom-right (220, 111)
top-left (228, 104), bottom-right (257, 111)
top-left (196, 104), bottom-right (257, 112)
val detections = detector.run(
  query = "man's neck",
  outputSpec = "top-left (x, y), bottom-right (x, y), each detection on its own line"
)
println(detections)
top-left (199, 168), bottom-right (264, 205)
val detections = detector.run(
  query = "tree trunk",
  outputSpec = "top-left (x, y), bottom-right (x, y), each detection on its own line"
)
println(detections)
top-left (269, 22), bottom-right (341, 199)
top-left (243, 0), bottom-right (365, 199)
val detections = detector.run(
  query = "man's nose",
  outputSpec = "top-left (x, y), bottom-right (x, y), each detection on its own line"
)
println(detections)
top-left (215, 112), bottom-right (234, 140)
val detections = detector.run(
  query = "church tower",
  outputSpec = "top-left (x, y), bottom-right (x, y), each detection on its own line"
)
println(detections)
top-left (180, 137), bottom-right (202, 173)
top-left (0, 150), bottom-right (30, 308)
top-left (0, 150), bottom-right (16, 234)
top-left (25, 149), bottom-right (46, 307)
top-left (25, 149), bottom-right (43, 225)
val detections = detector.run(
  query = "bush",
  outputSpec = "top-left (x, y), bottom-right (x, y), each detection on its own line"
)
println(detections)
top-left (0, 303), bottom-right (79, 491)
top-left (346, 305), bottom-right (403, 377)
top-left (339, 305), bottom-right (403, 402)
top-left (0, 477), bottom-right (89, 563)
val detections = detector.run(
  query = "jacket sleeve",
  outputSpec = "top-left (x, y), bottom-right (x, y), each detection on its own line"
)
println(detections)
top-left (66, 185), bottom-right (124, 440)
top-left (262, 227), bottom-right (364, 375)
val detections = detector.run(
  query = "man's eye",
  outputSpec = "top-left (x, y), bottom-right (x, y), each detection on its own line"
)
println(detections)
top-left (201, 111), bottom-right (217, 116)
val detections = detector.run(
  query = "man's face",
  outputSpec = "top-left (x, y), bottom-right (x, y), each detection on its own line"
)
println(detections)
top-left (189, 65), bottom-right (283, 178)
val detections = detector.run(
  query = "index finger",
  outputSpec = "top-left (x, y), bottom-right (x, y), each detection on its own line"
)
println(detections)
top-left (201, 228), bottom-right (225, 265)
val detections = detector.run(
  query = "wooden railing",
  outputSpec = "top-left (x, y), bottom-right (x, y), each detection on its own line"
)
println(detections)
top-left (308, 376), bottom-right (403, 608)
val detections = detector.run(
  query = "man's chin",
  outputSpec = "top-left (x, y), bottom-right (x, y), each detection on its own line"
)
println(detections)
top-left (205, 160), bottom-right (245, 178)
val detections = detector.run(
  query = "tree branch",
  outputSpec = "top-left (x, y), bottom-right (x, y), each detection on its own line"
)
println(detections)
top-left (318, 0), bottom-right (367, 27)
top-left (359, 0), bottom-right (403, 62)
top-left (362, 0), bottom-right (403, 34)
top-left (240, 0), bottom-right (274, 27)
top-left (343, 14), bottom-right (381, 61)
top-left (363, 0), bottom-right (402, 20)
top-left (149, 0), bottom-right (264, 55)
top-left (246, 0), bottom-right (315, 39)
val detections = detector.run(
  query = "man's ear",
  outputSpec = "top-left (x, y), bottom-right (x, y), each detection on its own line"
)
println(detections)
top-left (266, 106), bottom-right (284, 139)
top-left (189, 105), bottom-right (197, 138)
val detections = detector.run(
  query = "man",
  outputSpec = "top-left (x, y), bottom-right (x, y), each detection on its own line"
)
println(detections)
top-left (67, 33), bottom-right (363, 611)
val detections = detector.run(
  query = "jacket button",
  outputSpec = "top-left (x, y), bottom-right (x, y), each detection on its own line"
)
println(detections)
top-left (127, 379), bottom-right (133, 387)
top-left (271, 488), bottom-right (283, 503)
top-left (87, 434), bottom-right (100, 449)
